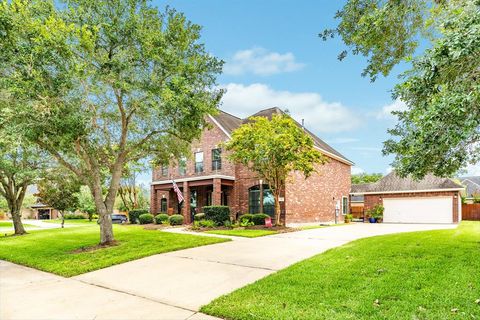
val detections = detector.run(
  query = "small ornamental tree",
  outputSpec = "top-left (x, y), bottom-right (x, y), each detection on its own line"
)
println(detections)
top-left (36, 168), bottom-right (81, 228)
top-left (0, 0), bottom-right (222, 244)
top-left (0, 138), bottom-right (46, 235)
top-left (225, 113), bottom-right (327, 226)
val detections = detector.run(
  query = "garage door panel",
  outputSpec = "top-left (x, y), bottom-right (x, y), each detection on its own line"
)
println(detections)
top-left (383, 197), bottom-right (453, 224)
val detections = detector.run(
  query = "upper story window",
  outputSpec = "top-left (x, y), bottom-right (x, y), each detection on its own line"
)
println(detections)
top-left (161, 165), bottom-right (168, 177)
top-left (194, 152), bottom-right (204, 173)
top-left (178, 157), bottom-right (187, 176)
top-left (212, 148), bottom-right (222, 171)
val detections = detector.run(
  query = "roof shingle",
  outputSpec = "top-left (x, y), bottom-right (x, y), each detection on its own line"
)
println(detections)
top-left (351, 172), bottom-right (463, 194)
top-left (210, 107), bottom-right (353, 165)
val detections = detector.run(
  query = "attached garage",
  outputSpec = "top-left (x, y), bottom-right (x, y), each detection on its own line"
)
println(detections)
top-left (382, 197), bottom-right (453, 223)
top-left (351, 172), bottom-right (464, 224)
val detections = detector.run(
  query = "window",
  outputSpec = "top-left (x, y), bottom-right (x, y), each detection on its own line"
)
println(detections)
top-left (160, 198), bottom-right (167, 213)
top-left (212, 148), bottom-right (222, 170)
top-left (161, 165), bottom-right (168, 177)
top-left (178, 157), bottom-right (187, 176)
top-left (248, 185), bottom-right (275, 217)
top-left (342, 196), bottom-right (348, 215)
top-left (194, 152), bottom-right (204, 173)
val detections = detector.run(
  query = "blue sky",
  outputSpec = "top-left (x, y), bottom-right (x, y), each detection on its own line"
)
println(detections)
top-left (150, 1), bottom-right (413, 176)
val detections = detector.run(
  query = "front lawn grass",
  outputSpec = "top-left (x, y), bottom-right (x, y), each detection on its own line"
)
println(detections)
top-left (202, 222), bottom-right (480, 320)
top-left (0, 221), bottom-right (36, 228)
top-left (43, 219), bottom-right (97, 225)
top-left (0, 224), bottom-right (228, 277)
top-left (205, 229), bottom-right (277, 238)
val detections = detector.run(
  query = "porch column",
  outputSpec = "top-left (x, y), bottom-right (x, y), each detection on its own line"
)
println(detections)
top-left (150, 185), bottom-right (157, 214)
top-left (182, 181), bottom-right (191, 224)
top-left (213, 178), bottom-right (222, 205)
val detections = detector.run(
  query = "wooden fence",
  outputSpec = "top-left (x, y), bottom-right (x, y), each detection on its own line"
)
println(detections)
top-left (462, 204), bottom-right (480, 221)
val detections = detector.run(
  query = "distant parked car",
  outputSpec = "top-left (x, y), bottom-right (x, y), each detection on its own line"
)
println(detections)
top-left (97, 214), bottom-right (128, 224)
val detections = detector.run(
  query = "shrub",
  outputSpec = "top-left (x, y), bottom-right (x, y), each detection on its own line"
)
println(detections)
top-left (138, 213), bottom-right (154, 224)
top-left (64, 213), bottom-right (85, 219)
top-left (239, 213), bottom-right (254, 223)
top-left (199, 219), bottom-right (216, 228)
top-left (194, 213), bottom-right (205, 221)
top-left (366, 204), bottom-right (384, 219)
top-left (169, 214), bottom-right (184, 226)
top-left (252, 213), bottom-right (270, 225)
top-left (223, 220), bottom-right (233, 228)
top-left (155, 213), bottom-right (169, 224)
top-left (203, 206), bottom-right (230, 224)
top-left (128, 209), bottom-right (149, 224)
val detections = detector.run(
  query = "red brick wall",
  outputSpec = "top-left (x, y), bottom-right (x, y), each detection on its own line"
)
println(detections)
top-left (364, 191), bottom-right (461, 223)
top-left (284, 157), bottom-right (351, 224)
top-left (152, 118), bottom-right (236, 182)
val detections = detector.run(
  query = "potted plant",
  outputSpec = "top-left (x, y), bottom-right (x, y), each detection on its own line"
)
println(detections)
top-left (367, 204), bottom-right (384, 223)
top-left (344, 214), bottom-right (353, 223)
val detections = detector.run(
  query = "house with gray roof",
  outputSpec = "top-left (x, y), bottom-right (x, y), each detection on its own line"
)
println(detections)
top-left (460, 176), bottom-right (480, 203)
top-left (351, 172), bottom-right (464, 223)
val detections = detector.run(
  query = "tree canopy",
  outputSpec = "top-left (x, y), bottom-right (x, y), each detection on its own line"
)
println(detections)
top-left (0, 0), bottom-right (223, 244)
top-left (225, 113), bottom-right (326, 225)
top-left (351, 173), bottom-right (383, 184)
top-left (325, 0), bottom-right (480, 178)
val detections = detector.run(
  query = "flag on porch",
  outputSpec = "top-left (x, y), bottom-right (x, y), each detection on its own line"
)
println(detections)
top-left (172, 180), bottom-right (185, 204)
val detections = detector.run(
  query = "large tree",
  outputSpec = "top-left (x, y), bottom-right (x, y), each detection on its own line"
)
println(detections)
top-left (324, 0), bottom-right (480, 178)
top-left (0, 0), bottom-right (222, 244)
top-left (225, 114), bottom-right (326, 226)
top-left (351, 172), bottom-right (383, 185)
top-left (0, 139), bottom-right (46, 235)
top-left (36, 168), bottom-right (81, 228)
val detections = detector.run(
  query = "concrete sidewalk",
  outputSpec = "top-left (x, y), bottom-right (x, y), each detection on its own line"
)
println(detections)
top-left (0, 260), bottom-right (219, 320)
top-left (1, 223), bottom-right (456, 319)
top-left (74, 223), bottom-right (456, 311)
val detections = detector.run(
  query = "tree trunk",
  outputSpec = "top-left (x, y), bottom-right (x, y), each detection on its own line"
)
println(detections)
top-left (98, 206), bottom-right (114, 244)
top-left (11, 205), bottom-right (26, 235)
top-left (274, 194), bottom-right (282, 226)
top-left (60, 211), bottom-right (65, 228)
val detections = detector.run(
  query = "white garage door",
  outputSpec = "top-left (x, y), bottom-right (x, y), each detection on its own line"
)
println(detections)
top-left (383, 196), bottom-right (453, 224)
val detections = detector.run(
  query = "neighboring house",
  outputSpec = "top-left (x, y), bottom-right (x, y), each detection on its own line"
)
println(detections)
top-left (30, 203), bottom-right (59, 220)
top-left (459, 176), bottom-right (480, 203)
top-left (150, 107), bottom-right (353, 226)
top-left (351, 172), bottom-right (464, 224)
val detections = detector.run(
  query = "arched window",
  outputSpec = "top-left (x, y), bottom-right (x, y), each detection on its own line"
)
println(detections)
top-left (248, 185), bottom-right (275, 217)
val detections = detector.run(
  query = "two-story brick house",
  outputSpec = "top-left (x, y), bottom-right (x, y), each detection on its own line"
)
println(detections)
top-left (150, 107), bottom-right (353, 226)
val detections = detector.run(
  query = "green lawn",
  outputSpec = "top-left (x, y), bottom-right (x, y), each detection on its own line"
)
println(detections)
top-left (202, 222), bottom-right (480, 320)
top-left (205, 229), bottom-right (277, 238)
top-left (0, 221), bottom-right (36, 228)
top-left (43, 219), bottom-right (97, 225)
top-left (0, 225), bottom-right (228, 277)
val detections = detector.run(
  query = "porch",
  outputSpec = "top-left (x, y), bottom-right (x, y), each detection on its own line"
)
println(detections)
top-left (151, 177), bottom-right (235, 223)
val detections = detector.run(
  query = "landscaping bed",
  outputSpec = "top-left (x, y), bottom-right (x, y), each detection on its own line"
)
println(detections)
top-left (0, 224), bottom-right (228, 277)
top-left (202, 222), bottom-right (480, 320)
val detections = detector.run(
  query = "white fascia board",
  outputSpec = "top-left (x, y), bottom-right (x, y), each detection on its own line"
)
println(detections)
top-left (350, 188), bottom-right (464, 195)
top-left (208, 114), bottom-right (231, 139)
top-left (314, 146), bottom-right (355, 166)
top-left (151, 174), bottom-right (235, 185)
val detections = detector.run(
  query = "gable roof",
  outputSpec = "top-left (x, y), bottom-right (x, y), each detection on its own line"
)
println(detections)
top-left (460, 176), bottom-right (480, 197)
top-left (210, 107), bottom-right (354, 165)
top-left (351, 172), bottom-right (464, 195)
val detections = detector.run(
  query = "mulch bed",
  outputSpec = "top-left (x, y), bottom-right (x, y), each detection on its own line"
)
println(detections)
top-left (70, 240), bottom-right (120, 254)
top-left (186, 225), bottom-right (297, 233)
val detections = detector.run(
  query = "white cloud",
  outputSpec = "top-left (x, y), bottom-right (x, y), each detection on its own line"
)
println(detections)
top-left (351, 146), bottom-right (382, 152)
top-left (376, 99), bottom-right (407, 119)
top-left (351, 166), bottom-right (365, 175)
top-left (220, 83), bottom-right (361, 133)
top-left (327, 137), bottom-right (359, 144)
top-left (224, 47), bottom-right (305, 76)
top-left (385, 166), bottom-right (394, 174)
top-left (463, 163), bottom-right (480, 176)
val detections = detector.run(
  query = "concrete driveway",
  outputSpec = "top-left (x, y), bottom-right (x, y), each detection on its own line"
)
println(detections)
top-left (1, 223), bottom-right (456, 319)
